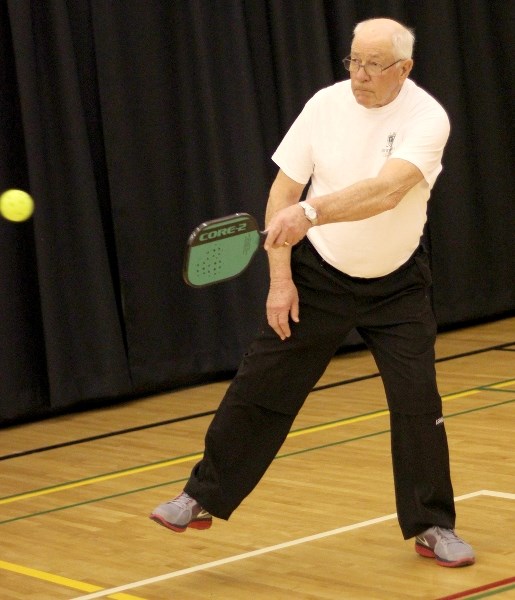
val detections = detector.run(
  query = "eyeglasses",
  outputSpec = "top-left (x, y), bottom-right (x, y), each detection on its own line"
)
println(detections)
top-left (342, 56), bottom-right (405, 77)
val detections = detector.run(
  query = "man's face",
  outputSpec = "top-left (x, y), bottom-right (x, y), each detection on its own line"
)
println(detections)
top-left (349, 33), bottom-right (412, 108)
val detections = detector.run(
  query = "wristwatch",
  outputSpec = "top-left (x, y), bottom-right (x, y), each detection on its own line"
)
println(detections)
top-left (299, 201), bottom-right (318, 226)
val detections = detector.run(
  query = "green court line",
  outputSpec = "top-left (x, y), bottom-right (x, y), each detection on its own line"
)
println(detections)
top-left (1, 378), bottom-right (512, 507)
top-left (0, 380), bottom-right (512, 508)
top-left (0, 478), bottom-right (186, 526)
top-left (1, 395), bottom-right (513, 526)
top-left (0, 407), bottom-right (397, 506)
top-left (445, 397), bottom-right (515, 419)
top-left (0, 452), bottom-right (202, 505)
top-left (480, 386), bottom-right (515, 393)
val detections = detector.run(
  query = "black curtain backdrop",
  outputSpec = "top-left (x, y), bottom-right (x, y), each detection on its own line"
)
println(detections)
top-left (0, 0), bottom-right (513, 426)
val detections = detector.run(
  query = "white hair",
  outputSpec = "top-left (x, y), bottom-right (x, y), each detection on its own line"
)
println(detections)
top-left (354, 19), bottom-right (415, 59)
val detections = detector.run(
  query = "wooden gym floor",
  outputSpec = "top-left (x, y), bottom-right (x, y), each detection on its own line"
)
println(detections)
top-left (1, 316), bottom-right (514, 599)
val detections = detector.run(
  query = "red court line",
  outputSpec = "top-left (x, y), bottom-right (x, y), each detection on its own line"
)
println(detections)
top-left (435, 576), bottom-right (515, 600)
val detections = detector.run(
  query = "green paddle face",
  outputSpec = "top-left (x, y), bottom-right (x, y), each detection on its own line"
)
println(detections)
top-left (183, 213), bottom-right (264, 287)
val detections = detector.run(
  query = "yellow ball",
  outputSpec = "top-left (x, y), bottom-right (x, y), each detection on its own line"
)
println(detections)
top-left (0, 189), bottom-right (35, 222)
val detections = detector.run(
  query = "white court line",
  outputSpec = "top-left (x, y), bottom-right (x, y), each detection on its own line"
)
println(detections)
top-left (481, 489), bottom-right (515, 500)
top-left (69, 490), bottom-right (513, 600)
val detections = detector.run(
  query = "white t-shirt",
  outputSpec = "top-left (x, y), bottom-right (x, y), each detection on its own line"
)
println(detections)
top-left (272, 79), bottom-right (450, 277)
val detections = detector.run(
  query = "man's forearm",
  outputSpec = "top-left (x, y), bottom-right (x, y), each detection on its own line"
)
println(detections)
top-left (309, 159), bottom-right (424, 224)
top-left (265, 171), bottom-right (306, 280)
top-left (310, 177), bottom-right (394, 223)
top-left (264, 160), bottom-right (424, 250)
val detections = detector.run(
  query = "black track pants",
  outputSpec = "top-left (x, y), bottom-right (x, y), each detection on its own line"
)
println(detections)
top-left (185, 241), bottom-right (456, 538)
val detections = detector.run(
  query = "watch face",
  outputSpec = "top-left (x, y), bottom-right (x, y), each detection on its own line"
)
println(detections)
top-left (301, 202), bottom-right (317, 224)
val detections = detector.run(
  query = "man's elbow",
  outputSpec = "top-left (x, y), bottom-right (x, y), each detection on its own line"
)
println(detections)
top-left (383, 177), bottom-right (422, 211)
top-left (382, 190), bottom-right (404, 211)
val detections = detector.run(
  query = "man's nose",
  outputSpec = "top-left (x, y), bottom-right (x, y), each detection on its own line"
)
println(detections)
top-left (354, 65), bottom-right (370, 81)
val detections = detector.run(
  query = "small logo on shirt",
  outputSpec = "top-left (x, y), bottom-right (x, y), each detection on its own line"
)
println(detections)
top-left (435, 416), bottom-right (444, 426)
top-left (382, 132), bottom-right (397, 157)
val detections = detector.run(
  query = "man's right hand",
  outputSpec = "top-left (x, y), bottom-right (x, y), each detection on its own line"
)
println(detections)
top-left (266, 278), bottom-right (300, 340)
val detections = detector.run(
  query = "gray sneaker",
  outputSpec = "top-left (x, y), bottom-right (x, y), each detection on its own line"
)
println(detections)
top-left (415, 526), bottom-right (475, 567)
top-left (149, 492), bottom-right (212, 533)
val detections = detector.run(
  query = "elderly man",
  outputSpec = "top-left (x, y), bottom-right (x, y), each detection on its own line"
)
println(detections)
top-left (150, 18), bottom-right (475, 568)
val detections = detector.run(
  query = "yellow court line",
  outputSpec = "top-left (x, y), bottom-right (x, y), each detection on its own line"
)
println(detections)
top-left (0, 384), bottom-right (508, 506)
top-left (443, 389), bottom-right (481, 400)
top-left (488, 379), bottom-right (515, 390)
top-left (289, 385), bottom-right (495, 437)
top-left (288, 409), bottom-right (389, 437)
top-left (1, 409), bottom-right (393, 504)
top-left (0, 454), bottom-right (202, 506)
top-left (0, 559), bottom-right (146, 600)
top-left (0, 385), bottom-right (512, 598)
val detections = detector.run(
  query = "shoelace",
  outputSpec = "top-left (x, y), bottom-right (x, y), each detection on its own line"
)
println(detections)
top-left (433, 527), bottom-right (462, 548)
top-left (169, 492), bottom-right (195, 509)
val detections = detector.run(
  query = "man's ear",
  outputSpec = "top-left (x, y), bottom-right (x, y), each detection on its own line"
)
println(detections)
top-left (401, 59), bottom-right (414, 79)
